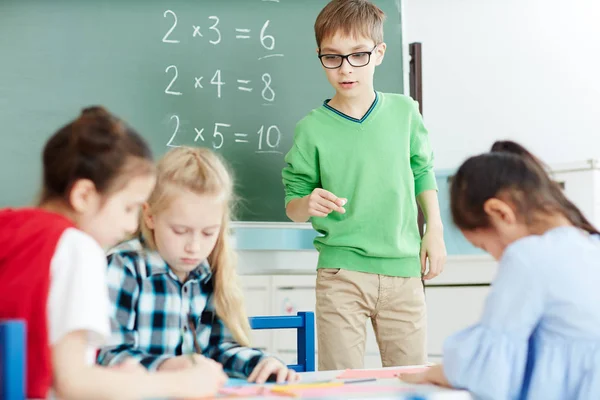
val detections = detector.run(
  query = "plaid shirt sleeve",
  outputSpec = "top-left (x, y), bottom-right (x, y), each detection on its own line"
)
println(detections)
top-left (204, 300), bottom-right (269, 378)
top-left (96, 252), bottom-right (171, 370)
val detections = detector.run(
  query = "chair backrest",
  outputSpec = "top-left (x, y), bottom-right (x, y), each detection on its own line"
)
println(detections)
top-left (248, 311), bottom-right (315, 372)
top-left (0, 320), bottom-right (26, 400)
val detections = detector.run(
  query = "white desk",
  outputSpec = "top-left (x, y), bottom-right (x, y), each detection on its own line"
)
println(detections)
top-left (237, 366), bottom-right (472, 399)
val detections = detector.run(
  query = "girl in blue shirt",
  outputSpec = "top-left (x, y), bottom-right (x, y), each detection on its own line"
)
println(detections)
top-left (404, 141), bottom-right (600, 399)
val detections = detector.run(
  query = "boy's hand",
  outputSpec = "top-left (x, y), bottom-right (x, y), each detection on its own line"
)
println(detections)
top-left (420, 228), bottom-right (446, 280)
top-left (247, 357), bottom-right (300, 384)
top-left (307, 188), bottom-right (347, 217)
top-left (158, 354), bottom-right (215, 372)
top-left (400, 364), bottom-right (451, 388)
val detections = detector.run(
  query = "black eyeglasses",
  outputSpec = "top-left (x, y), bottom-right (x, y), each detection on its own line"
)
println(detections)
top-left (318, 44), bottom-right (378, 69)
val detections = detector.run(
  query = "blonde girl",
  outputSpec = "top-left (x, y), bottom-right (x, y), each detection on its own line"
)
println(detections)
top-left (98, 146), bottom-right (298, 384)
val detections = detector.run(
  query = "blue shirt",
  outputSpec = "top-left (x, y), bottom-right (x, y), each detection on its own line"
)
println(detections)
top-left (97, 237), bottom-right (268, 378)
top-left (443, 226), bottom-right (600, 399)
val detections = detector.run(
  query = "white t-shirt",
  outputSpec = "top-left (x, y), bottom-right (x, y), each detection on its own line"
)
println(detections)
top-left (47, 228), bottom-right (111, 364)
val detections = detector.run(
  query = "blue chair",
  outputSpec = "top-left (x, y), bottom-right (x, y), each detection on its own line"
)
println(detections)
top-left (0, 320), bottom-right (26, 400)
top-left (249, 311), bottom-right (315, 372)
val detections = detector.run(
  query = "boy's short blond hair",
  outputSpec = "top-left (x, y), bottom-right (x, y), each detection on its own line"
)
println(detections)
top-left (314, 0), bottom-right (386, 49)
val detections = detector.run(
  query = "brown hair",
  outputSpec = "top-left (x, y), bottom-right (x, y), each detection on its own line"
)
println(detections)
top-left (451, 140), bottom-right (599, 235)
top-left (40, 106), bottom-right (154, 205)
top-left (140, 147), bottom-right (251, 346)
top-left (314, 0), bottom-right (386, 49)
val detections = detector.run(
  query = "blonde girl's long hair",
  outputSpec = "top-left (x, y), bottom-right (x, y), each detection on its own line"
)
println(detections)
top-left (139, 146), bottom-right (251, 346)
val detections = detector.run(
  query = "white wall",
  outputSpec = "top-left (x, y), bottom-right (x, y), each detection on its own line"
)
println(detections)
top-left (404, 0), bottom-right (600, 169)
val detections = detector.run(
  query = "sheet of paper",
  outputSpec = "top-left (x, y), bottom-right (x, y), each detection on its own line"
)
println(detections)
top-left (223, 378), bottom-right (255, 388)
top-left (279, 384), bottom-right (411, 398)
top-left (337, 367), bottom-right (430, 379)
top-left (219, 386), bottom-right (283, 397)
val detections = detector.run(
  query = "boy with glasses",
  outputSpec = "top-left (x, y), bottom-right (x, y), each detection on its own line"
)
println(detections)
top-left (282, 0), bottom-right (446, 371)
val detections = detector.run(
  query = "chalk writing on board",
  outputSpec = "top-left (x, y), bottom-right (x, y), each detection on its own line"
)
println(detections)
top-left (168, 69), bottom-right (275, 101)
top-left (161, 11), bottom-right (283, 59)
top-left (210, 70), bottom-right (225, 99)
top-left (162, 10), bottom-right (180, 44)
top-left (164, 65), bottom-right (182, 96)
top-left (162, 2), bottom-right (283, 154)
top-left (261, 74), bottom-right (275, 102)
top-left (258, 54), bottom-right (284, 60)
top-left (260, 20), bottom-right (275, 50)
top-left (257, 125), bottom-right (281, 150)
top-left (237, 80), bottom-right (252, 92)
top-left (168, 118), bottom-right (283, 155)
top-left (194, 128), bottom-right (205, 142)
top-left (166, 115), bottom-right (180, 148)
top-left (192, 25), bottom-right (202, 38)
top-left (234, 133), bottom-right (249, 143)
top-left (211, 123), bottom-right (228, 149)
top-left (208, 16), bottom-right (221, 45)
top-left (235, 28), bottom-right (251, 40)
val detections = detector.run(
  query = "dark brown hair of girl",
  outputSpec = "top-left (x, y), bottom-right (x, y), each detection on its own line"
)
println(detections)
top-left (39, 106), bottom-right (155, 205)
top-left (450, 140), bottom-right (600, 235)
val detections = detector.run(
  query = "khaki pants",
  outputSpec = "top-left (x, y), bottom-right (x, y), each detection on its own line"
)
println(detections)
top-left (315, 268), bottom-right (426, 371)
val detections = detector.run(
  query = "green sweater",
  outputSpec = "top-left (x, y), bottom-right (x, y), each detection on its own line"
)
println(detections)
top-left (282, 92), bottom-right (437, 277)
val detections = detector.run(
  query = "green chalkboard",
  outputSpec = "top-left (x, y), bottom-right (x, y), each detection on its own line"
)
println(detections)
top-left (0, 0), bottom-right (404, 222)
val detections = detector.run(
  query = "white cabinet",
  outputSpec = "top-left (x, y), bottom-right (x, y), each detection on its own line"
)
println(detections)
top-left (364, 324), bottom-right (383, 368)
top-left (425, 286), bottom-right (489, 358)
top-left (424, 255), bottom-right (496, 359)
top-left (271, 275), bottom-right (315, 362)
top-left (242, 275), bottom-right (272, 352)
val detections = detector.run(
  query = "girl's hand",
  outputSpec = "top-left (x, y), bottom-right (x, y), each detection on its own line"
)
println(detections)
top-left (400, 364), bottom-right (451, 388)
top-left (247, 357), bottom-right (301, 384)
top-left (110, 358), bottom-right (145, 373)
top-left (175, 357), bottom-right (227, 398)
top-left (158, 354), bottom-right (213, 371)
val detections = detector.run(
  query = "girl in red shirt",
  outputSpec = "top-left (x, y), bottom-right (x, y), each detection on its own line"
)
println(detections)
top-left (0, 107), bottom-right (226, 399)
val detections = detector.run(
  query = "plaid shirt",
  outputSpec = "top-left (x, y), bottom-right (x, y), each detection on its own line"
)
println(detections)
top-left (97, 237), bottom-right (267, 377)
